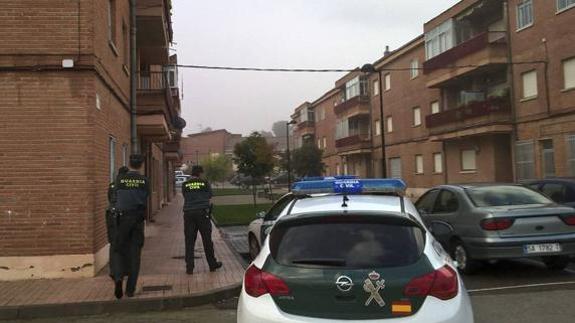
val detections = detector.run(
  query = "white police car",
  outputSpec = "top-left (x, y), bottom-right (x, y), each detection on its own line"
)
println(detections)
top-left (247, 176), bottom-right (359, 260)
top-left (238, 178), bottom-right (474, 323)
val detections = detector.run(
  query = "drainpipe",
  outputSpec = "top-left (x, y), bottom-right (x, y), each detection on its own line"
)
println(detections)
top-left (504, 1), bottom-right (518, 181)
top-left (130, 0), bottom-right (139, 155)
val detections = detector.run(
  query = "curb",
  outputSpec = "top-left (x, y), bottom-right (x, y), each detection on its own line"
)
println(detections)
top-left (0, 284), bottom-right (241, 321)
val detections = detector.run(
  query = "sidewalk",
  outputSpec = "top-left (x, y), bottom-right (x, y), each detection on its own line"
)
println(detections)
top-left (0, 195), bottom-right (244, 320)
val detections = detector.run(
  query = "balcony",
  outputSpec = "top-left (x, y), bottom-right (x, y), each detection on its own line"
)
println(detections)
top-left (423, 31), bottom-right (508, 88)
top-left (137, 0), bottom-right (172, 64)
top-left (137, 71), bottom-right (181, 141)
top-left (334, 95), bottom-right (370, 116)
top-left (163, 141), bottom-right (182, 161)
top-left (425, 95), bottom-right (512, 139)
top-left (335, 134), bottom-right (371, 154)
top-left (297, 120), bottom-right (315, 136)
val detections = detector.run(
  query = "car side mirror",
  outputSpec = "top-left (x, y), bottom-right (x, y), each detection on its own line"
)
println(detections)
top-left (428, 222), bottom-right (452, 236)
top-left (256, 211), bottom-right (266, 219)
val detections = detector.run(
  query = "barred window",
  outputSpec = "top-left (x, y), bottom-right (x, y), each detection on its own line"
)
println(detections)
top-left (515, 141), bottom-right (535, 180)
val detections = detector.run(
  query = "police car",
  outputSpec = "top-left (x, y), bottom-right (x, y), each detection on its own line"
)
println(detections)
top-left (247, 176), bottom-right (358, 260)
top-left (238, 178), bottom-right (474, 323)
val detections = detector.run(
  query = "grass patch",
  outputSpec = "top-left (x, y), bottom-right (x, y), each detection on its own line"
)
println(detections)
top-left (211, 203), bottom-right (273, 226)
top-left (212, 188), bottom-right (253, 196)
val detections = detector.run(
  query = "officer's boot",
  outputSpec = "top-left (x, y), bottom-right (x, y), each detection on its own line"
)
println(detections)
top-left (114, 280), bottom-right (123, 299)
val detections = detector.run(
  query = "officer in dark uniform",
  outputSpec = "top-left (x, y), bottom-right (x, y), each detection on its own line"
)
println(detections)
top-left (107, 155), bottom-right (149, 299)
top-left (182, 165), bottom-right (222, 274)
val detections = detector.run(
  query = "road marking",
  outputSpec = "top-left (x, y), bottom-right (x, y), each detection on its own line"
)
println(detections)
top-left (468, 281), bottom-right (575, 294)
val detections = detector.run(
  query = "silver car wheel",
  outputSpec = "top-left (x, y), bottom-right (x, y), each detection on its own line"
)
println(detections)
top-left (454, 245), bottom-right (467, 270)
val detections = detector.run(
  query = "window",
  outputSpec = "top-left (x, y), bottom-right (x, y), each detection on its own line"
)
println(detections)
top-left (433, 153), bottom-right (443, 173)
top-left (122, 21), bottom-right (129, 67)
top-left (567, 135), bottom-right (575, 176)
top-left (415, 189), bottom-right (439, 214)
top-left (384, 74), bottom-right (391, 91)
top-left (345, 77), bottom-right (360, 100)
top-left (415, 155), bottom-right (424, 174)
top-left (434, 190), bottom-right (459, 213)
top-left (431, 101), bottom-right (440, 114)
top-left (389, 158), bottom-right (402, 179)
top-left (165, 65), bottom-right (178, 88)
top-left (316, 107), bottom-right (326, 121)
top-left (322, 137), bottom-right (327, 149)
top-left (264, 195), bottom-right (294, 221)
top-left (541, 183), bottom-right (567, 203)
top-left (122, 144), bottom-right (128, 166)
top-left (317, 138), bottom-right (321, 148)
top-left (108, 0), bottom-right (117, 43)
top-left (425, 19), bottom-right (454, 59)
top-left (557, 0), bottom-right (575, 12)
top-left (516, 141), bottom-right (535, 180)
top-left (522, 70), bottom-right (538, 99)
top-left (466, 185), bottom-right (551, 207)
top-left (517, 0), bottom-right (533, 30)
top-left (373, 80), bottom-right (379, 96)
top-left (386, 116), bottom-right (393, 133)
top-left (461, 149), bottom-right (477, 171)
top-left (336, 163), bottom-right (341, 175)
top-left (375, 120), bottom-right (381, 136)
top-left (410, 60), bottom-right (419, 79)
top-left (109, 136), bottom-right (116, 182)
top-left (413, 107), bottom-right (421, 126)
top-left (271, 221), bottom-right (424, 269)
top-left (541, 139), bottom-right (555, 178)
top-left (563, 57), bottom-right (575, 90)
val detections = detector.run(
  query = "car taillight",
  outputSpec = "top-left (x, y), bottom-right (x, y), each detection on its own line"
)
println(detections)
top-left (560, 215), bottom-right (575, 226)
top-left (404, 265), bottom-right (458, 300)
top-left (480, 218), bottom-right (514, 231)
top-left (244, 265), bottom-right (290, 298)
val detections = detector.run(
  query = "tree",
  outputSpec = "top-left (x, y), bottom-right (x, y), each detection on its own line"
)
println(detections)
top-left (291, 143), bottom-right (325, 178)
top-left (258, 130), bottom-right (274, 138)
top-left (272, 120), bottom-right (289, 138)
top-left (201, 155), bottom-right (233, 186)
top-left (233, 132), bottom-right (276, 205)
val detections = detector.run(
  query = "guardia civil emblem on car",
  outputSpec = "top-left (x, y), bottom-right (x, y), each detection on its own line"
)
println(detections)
top-left (335, 275), bottom-right (353, 292)
top-left (363, 271), bottom-right (385, 307)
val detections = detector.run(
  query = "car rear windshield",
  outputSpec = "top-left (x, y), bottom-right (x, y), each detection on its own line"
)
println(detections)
top-left (270, 220), bottom-right (425, 269)
top-left (466, 185), bottom-right (552, 207)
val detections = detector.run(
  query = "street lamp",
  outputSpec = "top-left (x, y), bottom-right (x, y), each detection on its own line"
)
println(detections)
top-left (361, 63), bottom-right (387, 178)
top-left (286, 120), bottom-right (297, 191)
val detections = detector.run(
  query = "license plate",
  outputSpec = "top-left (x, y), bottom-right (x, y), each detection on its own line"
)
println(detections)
top-left (523, 243), bottom-right (562, 254)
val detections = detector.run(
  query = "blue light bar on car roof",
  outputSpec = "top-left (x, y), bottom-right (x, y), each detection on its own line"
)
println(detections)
top-left (291, 178), bottom-right (406, 196)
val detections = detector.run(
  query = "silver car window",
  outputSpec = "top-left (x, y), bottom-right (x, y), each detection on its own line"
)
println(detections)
top-left (466, 185), bottom-right (552, 207)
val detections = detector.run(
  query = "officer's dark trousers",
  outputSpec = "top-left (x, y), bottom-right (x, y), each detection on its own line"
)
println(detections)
top-left (184, 209), bottom-right (217, 271)
top-left (107, 212), bottom-right (145, 293)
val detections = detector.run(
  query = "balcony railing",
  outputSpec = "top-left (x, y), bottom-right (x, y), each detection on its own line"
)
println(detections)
top-left (298, 120), bottom-right (315, 130)
top-left (423, 31), bottom-right (506, 74)
top-left (335, 134), bottom-right (371, 148)
top-left (138, 71), bottom-right (170, 91)
top-left (425, 95), bottom-right (511, 128)
top-left (334, 95), bottom-right (370, 115)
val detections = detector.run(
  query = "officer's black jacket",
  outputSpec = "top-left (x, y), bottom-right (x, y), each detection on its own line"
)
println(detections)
top-left (182, 177), bottom-right (212, 211)
top-left (115, 171), bottom-right (150, 212)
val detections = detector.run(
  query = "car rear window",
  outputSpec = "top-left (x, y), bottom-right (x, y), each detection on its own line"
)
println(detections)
top-left (270, 220), bottom-right (425, 269)
top-left (466, 185), bottom-right (552, 207)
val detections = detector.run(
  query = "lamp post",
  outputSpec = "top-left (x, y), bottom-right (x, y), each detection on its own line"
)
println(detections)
top-left (361, 63), bottom-right (387, 178)
top-left (286, 120), bottom-right (297, 191)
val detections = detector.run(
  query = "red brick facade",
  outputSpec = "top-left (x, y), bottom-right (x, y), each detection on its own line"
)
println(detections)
top-left (290, 0), bottom-right (575, 197)
top-left (0, 0), bottom-right (183, 280)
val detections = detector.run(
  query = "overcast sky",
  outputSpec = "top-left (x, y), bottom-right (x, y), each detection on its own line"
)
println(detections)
top-left (172, 0), bottom-right (460, 136)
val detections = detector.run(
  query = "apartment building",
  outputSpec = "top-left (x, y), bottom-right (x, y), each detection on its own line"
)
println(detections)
top-left (290, 0), bottom-right (575, 196)
top-left (0, 0), bottom-right (184, 280)
top-left (181, 129), bottom-right (243, 165)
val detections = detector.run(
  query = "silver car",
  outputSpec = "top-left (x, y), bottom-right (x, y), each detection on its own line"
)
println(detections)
top-left (415, 184), bottom-right (575, 274)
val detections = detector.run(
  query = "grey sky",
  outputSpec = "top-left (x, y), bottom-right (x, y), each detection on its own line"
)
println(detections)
top-left (172, 0), bottom-right (460, 136)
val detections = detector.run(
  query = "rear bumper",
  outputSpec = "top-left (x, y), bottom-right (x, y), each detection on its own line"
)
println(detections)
top-left (464, 233), bottom-right (575, 260)
top-left (237, 282), bottom-right (473, 323)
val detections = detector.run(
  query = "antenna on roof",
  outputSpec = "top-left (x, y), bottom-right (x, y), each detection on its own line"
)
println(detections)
top-left (342, 194), bottom-right (349, 208)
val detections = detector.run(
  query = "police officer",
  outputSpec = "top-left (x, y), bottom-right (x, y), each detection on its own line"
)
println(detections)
top-left (107, 155), bottom-right (149, 299)
top-left (182, 165), bottom-right (222, 274)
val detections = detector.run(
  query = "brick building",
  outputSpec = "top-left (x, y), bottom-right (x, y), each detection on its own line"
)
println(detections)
top-left (0, 0), bottom-right (184, 280)
top-left (291, 0), bottom-right (575, 196)
top-left (181, 129), bottom-right (243, 165)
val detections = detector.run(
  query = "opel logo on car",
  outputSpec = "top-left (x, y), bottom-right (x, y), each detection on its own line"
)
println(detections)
top-left (335, 275), bottom-right (354, 292)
